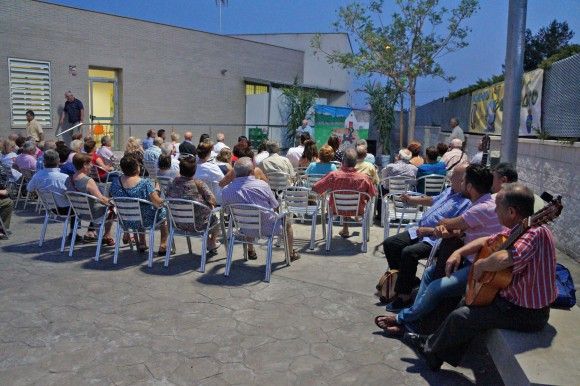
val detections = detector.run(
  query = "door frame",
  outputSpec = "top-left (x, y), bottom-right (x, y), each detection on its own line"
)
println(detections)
top-left (88, 76), bottom-right (119, 148)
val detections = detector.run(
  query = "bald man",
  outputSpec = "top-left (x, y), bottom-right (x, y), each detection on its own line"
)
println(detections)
top-left (179, 131), bottom-right (197, 156)
top-left (441, 139), bottom-right (468, 176)
top-left (448, 117), bottom-right (464, 143)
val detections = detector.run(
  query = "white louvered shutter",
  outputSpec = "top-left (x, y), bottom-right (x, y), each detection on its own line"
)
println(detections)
top-left (9, 58), bottom-right (52, 127)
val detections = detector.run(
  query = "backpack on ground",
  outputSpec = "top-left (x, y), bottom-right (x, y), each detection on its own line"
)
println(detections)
top-left (552, 263), bottom-right (576, 309)
top-left (375, 270), bottom-right (398, 304)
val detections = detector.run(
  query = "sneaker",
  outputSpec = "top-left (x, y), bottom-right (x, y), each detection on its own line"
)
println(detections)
top-left (386, 297), bottom-right (413, 312)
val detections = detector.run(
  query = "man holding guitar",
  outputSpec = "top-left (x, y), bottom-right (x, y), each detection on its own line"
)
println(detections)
top-left (405, 183), bottom-right (559, 371)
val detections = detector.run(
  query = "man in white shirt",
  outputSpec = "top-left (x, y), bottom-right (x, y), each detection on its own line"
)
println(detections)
top-left (213, 132), bottom-right (229, 154)
top-left (286, 132), bottom-right (310, 168)
top-left (194, 141), bottom-right (224, 204)
top-left (448, 117), bottom-right (465, 143)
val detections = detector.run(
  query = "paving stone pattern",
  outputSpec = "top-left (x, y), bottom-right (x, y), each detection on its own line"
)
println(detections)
top-left (0, 210), bottom-right (502, 385)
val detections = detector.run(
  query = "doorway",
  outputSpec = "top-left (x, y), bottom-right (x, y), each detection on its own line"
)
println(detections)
top-left (88, 68), bottom-right (119, 148)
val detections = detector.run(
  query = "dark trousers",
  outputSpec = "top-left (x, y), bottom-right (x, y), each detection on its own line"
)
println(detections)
top-left (424, 296), bottom-right (550, 367)
top-left (381, 231), bottom-right (432, 295)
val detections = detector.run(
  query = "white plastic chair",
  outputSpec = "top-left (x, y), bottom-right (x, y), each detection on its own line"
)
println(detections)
top-left (224, 203), bottom-right (290, 282)
top-left (282, 186), bottom-right (325, 250)
top-left (165, 198), bottom-right (223, 271)
top-left (65, 191), bottom-right (114, 261)
top-left (325, 189), bottom-right (372, 253)
top-left (416, 174), bottom-right (446, 197)
top-left (111, 197), bottom-right (165, 267)
top-left (37, 190), bottom-right (71, 252)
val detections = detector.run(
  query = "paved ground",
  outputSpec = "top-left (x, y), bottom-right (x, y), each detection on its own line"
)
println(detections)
top-left (3, 207), bottom-right (575, 385)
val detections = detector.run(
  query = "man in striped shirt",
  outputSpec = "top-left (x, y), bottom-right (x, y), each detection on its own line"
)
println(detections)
top-left (405, 183), bottom-right (556, 371)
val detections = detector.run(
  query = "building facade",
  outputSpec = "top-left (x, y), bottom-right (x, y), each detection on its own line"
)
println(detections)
top-left (0, 0), bottom-right (351, 148)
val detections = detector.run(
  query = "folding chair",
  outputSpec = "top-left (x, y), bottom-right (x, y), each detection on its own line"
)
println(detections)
top-left (325, 189), bottom-right (372, 253)
top-left (37, 190), bottom-right (72, 252)
top-left (224, 203), bottom-right (290, 282)
top-left (282, 186), bottom-right (325, 250)
top-left (65, 191), bottom-right (114, 261)
top-left (165, 198), bottom-right (223, 271)
top-left (111, 197), bottom-right (165, 267)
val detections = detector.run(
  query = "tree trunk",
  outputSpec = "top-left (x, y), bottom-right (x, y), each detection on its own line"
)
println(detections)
top-left (399, 93), bottom-right (404, 149)
top-left (408, 77), bottom-right (416, 142)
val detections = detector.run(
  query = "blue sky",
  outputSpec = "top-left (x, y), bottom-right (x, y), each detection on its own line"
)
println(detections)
top-left (47, 0), bottom-right (580, 107)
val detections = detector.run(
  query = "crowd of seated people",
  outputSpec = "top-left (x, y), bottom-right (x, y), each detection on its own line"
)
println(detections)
top-left (0, 125), bottom-right (559, 376)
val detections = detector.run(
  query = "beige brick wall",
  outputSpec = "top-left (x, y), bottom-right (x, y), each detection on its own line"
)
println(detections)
top-left (0, 0), bottom-right (304, 144)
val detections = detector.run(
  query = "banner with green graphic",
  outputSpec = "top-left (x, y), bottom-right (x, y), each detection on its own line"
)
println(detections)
top-left (313, 105), bottom-right (370, 150)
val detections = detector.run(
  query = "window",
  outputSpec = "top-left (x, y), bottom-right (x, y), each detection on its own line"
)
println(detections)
top-left (245, 82), bottom-right (269, 95)
top-left (9, 58), bottom-right (52, 127)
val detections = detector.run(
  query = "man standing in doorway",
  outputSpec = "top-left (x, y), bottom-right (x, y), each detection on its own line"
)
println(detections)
top-left (448, 117), bottom-right (464, 143)
top-left (60, 91), bottom-right (84, 135)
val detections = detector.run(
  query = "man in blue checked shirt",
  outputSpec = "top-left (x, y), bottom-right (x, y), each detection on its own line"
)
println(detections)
top-left (375, 163), bottom-right (471, 311)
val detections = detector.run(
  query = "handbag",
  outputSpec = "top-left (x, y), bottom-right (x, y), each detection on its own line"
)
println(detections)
top-left (553, 263), bottom-right (576, 309)
top-left (375, 270), bottom-right (398, 304)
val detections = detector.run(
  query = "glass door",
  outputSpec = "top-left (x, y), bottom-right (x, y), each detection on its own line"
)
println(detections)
top-left (88, 69), bottom-right (118, 148)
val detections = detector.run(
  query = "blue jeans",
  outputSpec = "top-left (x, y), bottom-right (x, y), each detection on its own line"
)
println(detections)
top-left (397, 260), bottom-right (471, 324)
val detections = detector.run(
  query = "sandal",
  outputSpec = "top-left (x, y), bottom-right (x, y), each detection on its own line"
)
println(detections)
top-left (83, 234), bottom-right (97, 243)
top-left (102, 237), bottom-right (115, 246)
top-left (207, 241), bottom-right (221, 256)
top-left (247, 250), bottom-right (258, 260)
top-left (374, 315), bottom-right (404, 335)
top-left (138, 244), bottom-right (148, 254)
top-left (338, 230), bottom-right (350, 238)
top-left (122, 233), bottom-right (135, 245)
top-left (290, 249), bottom-right (300, 261)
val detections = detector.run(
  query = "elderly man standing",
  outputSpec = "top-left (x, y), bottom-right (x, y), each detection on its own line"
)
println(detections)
top-left (179, 131), bottom-right (197, 156)
top-left (258, 141), bottom-right (294, 177)
top-left (441, 139), bottom-right (468, 176)
top-left (59, 91), bottom-right (84, 136)
top-left (313, 148), bottom-right (377, 238)
top-left (448, 117), bottom-right (465, 143)
top-left (222, 157), bottom-right (300, 261)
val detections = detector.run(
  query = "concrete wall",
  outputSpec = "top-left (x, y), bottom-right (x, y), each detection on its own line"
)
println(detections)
top-left (234, 33), bottom-right (352, 105)
top-left (417, 125), bottom-right (579, 260)
top-left (0, 0), bottom-right (304, 144)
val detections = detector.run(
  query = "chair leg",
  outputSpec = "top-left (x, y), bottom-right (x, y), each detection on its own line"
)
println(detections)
top-left (94, 221), bottom-right (106, 262)
top-left (361, 214), bottom-right (368, 253)
top-left (224, 235), bottom-right (234, 277)
top-left (282, 220), bottom-right (290, 266)
top-left (60, 216), bottom-right (69, 252)
top-left (39, 212), bottom-right (49, 247)
top-left (69, 218), bottom-right (80, 257)
top-left (243, 243), bottom-right (248, 261)
top-left (325, 213), bottom-right (333, 252)
top-left (113, 224), bottom-right (122, 264)
top-left (186, 236), bottom-right (192, 255)
top-left (199, 231), bottom-right (208, 273)
top-left (164, 229), bottom-right (173, 267)
top-left (265, 238), bottom-right (274, 282)
top-left (309, 210), bottom-right (317, 251)
top-left (147, 228), bottom-right (155, 267)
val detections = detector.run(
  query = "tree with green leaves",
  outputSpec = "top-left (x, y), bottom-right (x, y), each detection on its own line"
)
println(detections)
top-left (363, 81), bottom-right (397, 154)
top-left (524, 20), bottom-right (575, 71)
top-left (313, 0), bottom-right (478, 141)
top-left (281, 79), bottom-right (317, 145)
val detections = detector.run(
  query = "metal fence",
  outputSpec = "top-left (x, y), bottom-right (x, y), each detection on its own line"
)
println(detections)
top-left (414, 53), bottom-right (580, 138)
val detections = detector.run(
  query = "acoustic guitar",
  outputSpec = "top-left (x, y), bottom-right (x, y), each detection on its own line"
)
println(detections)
top-left (465, 195), bottom-right (563, 306)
